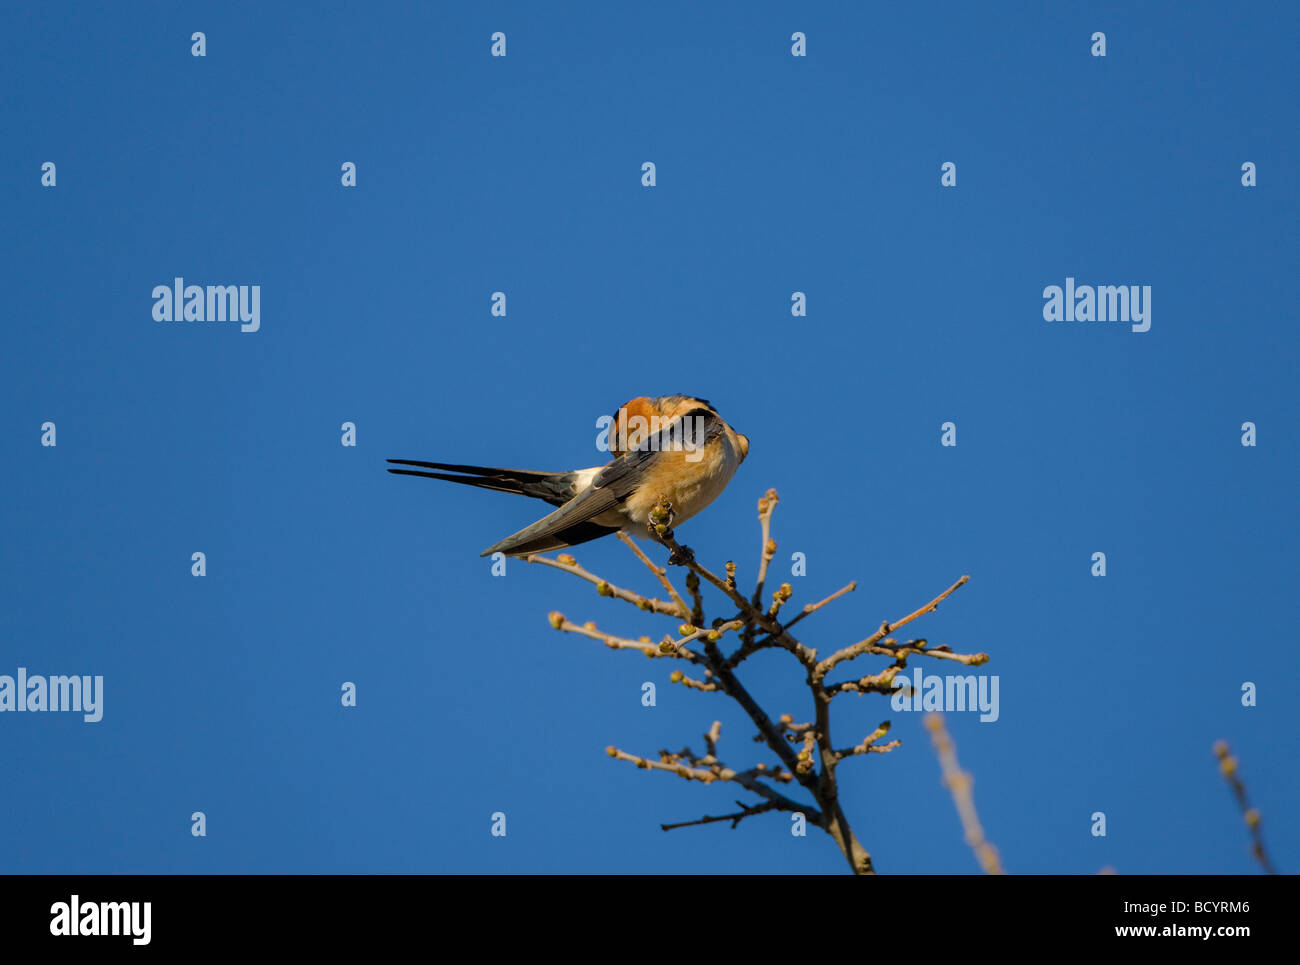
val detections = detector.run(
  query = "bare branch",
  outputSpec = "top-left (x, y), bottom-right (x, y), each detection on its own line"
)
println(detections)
top-left (649, 514), bottom-right (818, 669)
top-left (662, 800), bottom-right (780, 831)
top-left (547, 613), bottom-right (701, 664)
top-left (835, 722), bottom-right (901, 760)
top-left (1213, 739), bottom-right (1278, 874)
top-left (669, 668), bottom-right (720, 692)
top-left (528, 488), bottom-right (979, 875)
top-left (924, 713), bottom-right (1003, 875)
top-left (606, 745), bottom-right (819, 823)
top-left (747, 490), bottom-right (780, 642)
top-left (783, 581), bottom-right (857, 632)
top-left (617, 531), bottom-right (690, 619)
top-left (684, 571), bottom-right (705, 627)
top-left (814, 576), bottom-right (970, 682)
top-left (524, 551), bottom-right (688, 618)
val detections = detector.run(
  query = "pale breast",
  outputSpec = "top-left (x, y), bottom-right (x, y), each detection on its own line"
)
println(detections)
top-left (621, 435), bottom-right (741, 527)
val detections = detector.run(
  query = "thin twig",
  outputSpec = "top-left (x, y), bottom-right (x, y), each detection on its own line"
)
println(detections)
top-left (924, 713), bottom-right (1003, 875)
top-left (617, 531), bottom-right (691, 619)
top-left (662, 800), bottom-right (781, 831)
top-left (685, 571), bottom-right (705, 627)
top-left (1213, 740), bottom-right (1278, 874)
top-left (835, 722), bottom-right (901, 760)
top-left (524, 552), bottom-right (687, 618)
top-left (651, 520), bottom-right (818, 668)
top-left (815, 576), bottom-right (970, 681)
top-left (745, 490), bottom-right (780, 648)
top-left (607, 746), bottom-right (817, 822)
top-left (783, 581), bottom-right (857, 632)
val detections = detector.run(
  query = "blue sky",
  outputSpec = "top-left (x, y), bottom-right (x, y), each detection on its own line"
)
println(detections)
top-left (2, 1), bottom-right (1296, 874)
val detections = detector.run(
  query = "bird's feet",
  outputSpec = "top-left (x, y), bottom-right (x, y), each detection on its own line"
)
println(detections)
top-left (667, 545), bottom-right (695, 566)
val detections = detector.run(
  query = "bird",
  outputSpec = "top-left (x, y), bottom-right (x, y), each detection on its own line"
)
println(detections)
top-left (387, 394), bottom-right (749, 557)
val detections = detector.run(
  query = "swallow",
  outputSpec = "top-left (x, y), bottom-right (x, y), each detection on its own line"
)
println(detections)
top-left (387, 395), bottom-right (749, 557)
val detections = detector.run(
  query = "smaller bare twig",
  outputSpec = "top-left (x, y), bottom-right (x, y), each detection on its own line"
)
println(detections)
top-left (1213, 740), bottom-right (1278, 874)
top-left (547, 613), bottom-right (702, 664)
top-left (704, 720), bottom-right (723, 758)
top-left (835, 721), bottom-right (901, 760)
top-left (648, 512), bottom-right (818, 668)
top-left (525, 552), bottom-right (687, 618)
top-left (925, 713), bottom-right (1003, 875)
top-left (669, 668), bottom-right (719, 692)
top-left (767, 582), bottom-right (794, 620)
top-left (826, 639), bottom-right (989, 698)
top-left (685, 571), bottom-right (705, 627)
top-left (747, 490), bottom-right (780, 639)
top-left (661, 800), bottom-right (781, 831)
top-left (617, 531), bottom-right (691, 619)
top-left (815, 576), bottom-right (970, 681)
top-left (782, 582), bottom-right (857, 632)
top-left (606, 744), bottom-right (816, 823)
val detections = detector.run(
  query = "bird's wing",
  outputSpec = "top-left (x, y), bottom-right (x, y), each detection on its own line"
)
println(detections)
top-left (480, 409), bottom-right (719, 557)
top-left (478, 449), bottom-right (654, 557)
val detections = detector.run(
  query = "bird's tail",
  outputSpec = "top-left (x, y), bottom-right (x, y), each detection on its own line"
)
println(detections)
top-left (386, 460), bottom-right (575, 507)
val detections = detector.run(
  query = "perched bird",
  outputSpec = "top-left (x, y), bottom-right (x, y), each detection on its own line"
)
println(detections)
top-left (387, 395), bottom-right (749, 557)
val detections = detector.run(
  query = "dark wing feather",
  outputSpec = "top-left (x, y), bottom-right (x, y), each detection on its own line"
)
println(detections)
top-left (386, 459), bottom-right (576, 506)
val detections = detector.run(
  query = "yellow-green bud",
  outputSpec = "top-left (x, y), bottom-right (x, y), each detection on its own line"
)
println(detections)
top-left (547, 612), bottom-right (564, 630)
